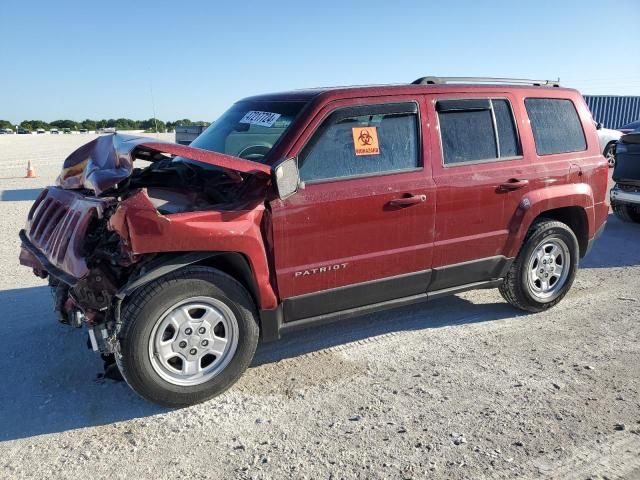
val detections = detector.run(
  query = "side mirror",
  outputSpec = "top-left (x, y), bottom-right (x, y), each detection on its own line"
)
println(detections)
top-left (273, 157), bottom-right (300, 200)
top-left (596, 122), bottom-right (603, 130)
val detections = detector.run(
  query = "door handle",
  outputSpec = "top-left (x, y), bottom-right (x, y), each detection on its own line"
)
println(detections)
top-left (388, 194), bottom-right (427, 207)
top-left (498, 179), bottom-right (529, 192)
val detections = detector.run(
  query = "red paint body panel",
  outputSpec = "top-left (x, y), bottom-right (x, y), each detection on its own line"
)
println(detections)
top-left (109, 190), bottom-right (277, 309)
top-left (271, 170), bottom-right (436, 298)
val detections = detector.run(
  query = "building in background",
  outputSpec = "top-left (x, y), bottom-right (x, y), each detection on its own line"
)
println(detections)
top-left (175, 125), bottom-right (208, 145)
top-left (584, 96), bottom-right (640, 129)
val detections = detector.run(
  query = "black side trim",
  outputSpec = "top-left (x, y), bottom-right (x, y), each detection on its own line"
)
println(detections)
top-left (428, 256), bottom-right (512, 292)
top-left (330, 102), bottom-right (418, 123)
top-left (19, 230), bottom-right (78, 286)
top-left (282, 269), bottom-right (432, 322)
top-left (427, 279), bottom-right (504, 300)
top-left (278, 279), bottom-right (504, 337)
top-left (437, 99), bottom-right (491, 112)
top-left (280, 292), bottom-right (429, 335)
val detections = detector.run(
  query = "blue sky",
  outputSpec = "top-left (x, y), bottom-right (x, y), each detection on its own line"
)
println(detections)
top-left (1, 0), bottom-right (639, 123)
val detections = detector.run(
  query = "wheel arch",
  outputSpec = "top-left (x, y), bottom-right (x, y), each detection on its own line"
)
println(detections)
top-left (532, 207), bottom-right (589, 257)
top-left (115, 251), bottom-right (263, 328)
top-left (604, 140), bottom-right (617, 153)
top-left (193, 252), bottom-right (261, 308)
top-left (505, 184), bottom-right (595, 259)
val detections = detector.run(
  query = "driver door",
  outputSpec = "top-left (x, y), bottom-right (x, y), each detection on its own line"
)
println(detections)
top-left (269, 97), bottom-right (436, 322)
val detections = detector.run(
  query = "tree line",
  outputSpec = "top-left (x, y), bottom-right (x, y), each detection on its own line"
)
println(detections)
top-left (0, 118), bottom-right (210, 132)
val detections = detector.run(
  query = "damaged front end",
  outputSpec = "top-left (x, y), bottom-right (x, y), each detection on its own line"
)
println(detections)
top-left (19, 133), bottom-right (272, 355)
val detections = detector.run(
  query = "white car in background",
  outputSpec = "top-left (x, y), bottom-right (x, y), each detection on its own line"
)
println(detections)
top-left (596, 122), bottom-right (622, 168)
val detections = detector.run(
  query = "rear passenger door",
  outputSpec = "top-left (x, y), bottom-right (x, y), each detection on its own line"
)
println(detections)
top-left (425, 94), bottom-right (533, 291)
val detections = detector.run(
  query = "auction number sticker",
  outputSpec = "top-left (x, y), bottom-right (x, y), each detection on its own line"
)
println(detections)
top-left (352, 127), bottom-right (380, 156)
top-left (239, 111), bottom-right (281, 127)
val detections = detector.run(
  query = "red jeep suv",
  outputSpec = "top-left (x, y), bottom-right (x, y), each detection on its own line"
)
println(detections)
top-left (19, 77), bottom-right (609, 406)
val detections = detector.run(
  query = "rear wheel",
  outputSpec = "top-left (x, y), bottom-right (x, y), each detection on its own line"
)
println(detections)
top-left (500, 219), bottom-right (579, 312)
top-left (116, 266), bottom-right (259, 407)
top-left (613, 203), bottom-right (640, 223)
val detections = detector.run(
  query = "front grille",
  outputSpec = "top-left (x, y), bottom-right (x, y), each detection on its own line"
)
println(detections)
top-left (25, 187), bottom-right (109, 279)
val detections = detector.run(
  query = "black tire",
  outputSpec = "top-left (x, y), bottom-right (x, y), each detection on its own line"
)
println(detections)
top-left (604, 143), bottom-right (616, 168)
top-left (116, 266), bottom-right (259, 407)
top-left (613, 202), bottom-right (640, 223)
top-left (499, 219), bottom-right (579, 312)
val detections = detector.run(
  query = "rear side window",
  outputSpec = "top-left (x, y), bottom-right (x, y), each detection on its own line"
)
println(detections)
top-left (299, 103), bottom-right (419, 182)
top-left (524, 98), bottom-right (586, 155)
top-left (437, 98), bottom-right (521, 165)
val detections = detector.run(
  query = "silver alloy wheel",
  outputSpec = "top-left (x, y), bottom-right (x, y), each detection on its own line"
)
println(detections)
top-left (527, 238), bottom-right (571, 300)
top-left (606, 150), bottom-right (616, 168)
top-left (148, 296), bottom-right (239, 386)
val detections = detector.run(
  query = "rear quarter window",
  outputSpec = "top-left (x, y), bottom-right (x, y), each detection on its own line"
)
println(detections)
top-left (525, 98), bottom-right (586, 155)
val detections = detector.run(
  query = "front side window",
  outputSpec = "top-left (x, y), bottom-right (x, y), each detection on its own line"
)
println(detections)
top-left (299, 103), bottom-right (419, 183)
top-left (188, 100), bottom-right (306, 162)
top-left (437, 98), bottom-right (521, 165)
top-left (524, 98), bottom-right (586, 155)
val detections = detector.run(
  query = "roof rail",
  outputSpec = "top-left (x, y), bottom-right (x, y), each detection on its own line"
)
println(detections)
top-left (411, 76), bottom-right (561, 87)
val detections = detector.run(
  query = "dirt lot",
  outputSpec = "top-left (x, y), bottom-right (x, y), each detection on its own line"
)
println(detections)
top-left (0, 134), bottom-right (638, 479)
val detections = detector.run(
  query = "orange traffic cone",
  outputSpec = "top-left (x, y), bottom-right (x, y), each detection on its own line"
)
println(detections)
top-left (25, 159), bottom-right (36, 178)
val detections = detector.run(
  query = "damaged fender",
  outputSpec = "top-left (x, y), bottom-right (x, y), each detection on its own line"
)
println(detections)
top-left (108, 189), bottom-right (278, 310)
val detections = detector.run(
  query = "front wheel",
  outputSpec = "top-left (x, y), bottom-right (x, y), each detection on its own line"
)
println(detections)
top-left (499, 219), bottom-right (579, 312)
top-left (116, 266), bottom-right (259, 407)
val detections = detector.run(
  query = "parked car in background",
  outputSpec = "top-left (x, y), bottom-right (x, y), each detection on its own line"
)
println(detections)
top-left (63, 128), bottom-right (72, 134)
top-left (619, 120), bottom-right (640, 134)
top-left (611, 132), bottom-right (640, 223)
top-left (36, 128), bottom-right (45, 134)
top-left (50, 128), bottom-right (59, 134)
top-left (18, 76), bottom-right (609, 406)
top-left (595, 123), bottom-right (622, 167)
top-left (17, 127), bottom-right (31, 134)
top-left (0, 128), bottom-right (14, 134)
top-left (79, 128), bottom-right (88, 134)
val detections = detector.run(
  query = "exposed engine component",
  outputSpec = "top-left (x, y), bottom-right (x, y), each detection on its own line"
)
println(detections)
top-left (86, 320), bottom-right (118, 354)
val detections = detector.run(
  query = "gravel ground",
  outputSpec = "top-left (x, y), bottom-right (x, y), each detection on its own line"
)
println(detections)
top-left (0, 135), bottom-right (638, 479)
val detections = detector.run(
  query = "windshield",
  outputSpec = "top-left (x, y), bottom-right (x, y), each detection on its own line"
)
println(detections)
top-left (188, 100), bottom-right (306, 163)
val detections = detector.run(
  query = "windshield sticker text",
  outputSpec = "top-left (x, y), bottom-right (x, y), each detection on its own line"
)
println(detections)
top-left (239, 111), bottom-right (282, 128)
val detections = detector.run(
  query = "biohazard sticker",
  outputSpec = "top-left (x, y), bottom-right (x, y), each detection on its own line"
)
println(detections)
top-left (352, 127), bottom-right (380, 156)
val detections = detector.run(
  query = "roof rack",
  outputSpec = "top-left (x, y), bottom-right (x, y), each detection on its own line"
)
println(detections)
top-left (411, 76), bottom-right (561, 87)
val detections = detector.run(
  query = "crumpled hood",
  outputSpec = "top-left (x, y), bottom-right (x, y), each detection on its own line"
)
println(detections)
top-left (56, 133), bottom-right (272, 195)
